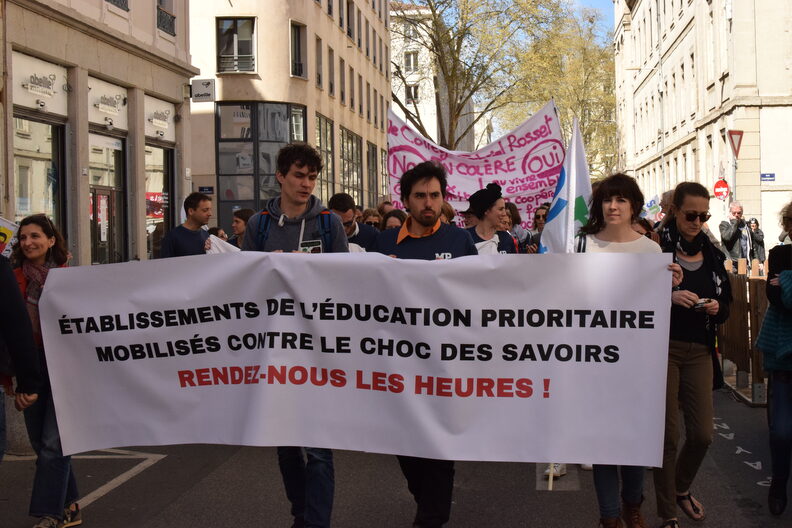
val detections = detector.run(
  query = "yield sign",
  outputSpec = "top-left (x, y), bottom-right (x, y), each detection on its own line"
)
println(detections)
top-left (728, 130), bottom-right (744, 159)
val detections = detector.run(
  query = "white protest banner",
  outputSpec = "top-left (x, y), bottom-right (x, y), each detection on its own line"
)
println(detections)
top-left (387, 102), bottom-right (564, 230)
top-left (207, 234), bottom-right (241, 254)
top-left (41, 252), bottom-right (671, 465)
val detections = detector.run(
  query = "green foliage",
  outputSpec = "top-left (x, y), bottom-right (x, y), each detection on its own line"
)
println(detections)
top-left (498, 6), bottom-right (617, 179)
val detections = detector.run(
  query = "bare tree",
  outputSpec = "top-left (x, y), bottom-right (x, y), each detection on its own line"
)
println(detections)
top-left (390, 0), bottom-right (564, 150)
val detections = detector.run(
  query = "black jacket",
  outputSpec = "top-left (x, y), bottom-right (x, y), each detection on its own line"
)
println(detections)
top-left (0, 256), bottom-right (42, 394)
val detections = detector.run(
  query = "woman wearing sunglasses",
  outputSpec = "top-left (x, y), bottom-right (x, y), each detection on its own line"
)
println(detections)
top-left (655, 182), bottom-right (732, 528)
top-left (361, 208), bottom-right (381, 230)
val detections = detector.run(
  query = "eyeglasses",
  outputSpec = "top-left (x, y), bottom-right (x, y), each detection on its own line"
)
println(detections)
top-left (364, 221), bottom-right (379, 226)
top-left (535, 214), bottom-right (547, 220)
top-left (682, 211), bottom-right (711, 223)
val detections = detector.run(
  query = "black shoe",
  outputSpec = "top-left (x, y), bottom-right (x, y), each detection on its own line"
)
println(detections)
top-left (769, 480), bottom-right (788, 516)
top-left (290, 516), bottom-right (305, 528)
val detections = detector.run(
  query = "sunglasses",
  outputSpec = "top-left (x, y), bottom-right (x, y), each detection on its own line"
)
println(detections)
top-left (535, 214), bottom-right (547, 220)
top-left (682, 211), bottom-right (711, 223)
top-left (342, 220), bottom-right (355, 227)
top-left (364, 221), bottom-right (379, 226)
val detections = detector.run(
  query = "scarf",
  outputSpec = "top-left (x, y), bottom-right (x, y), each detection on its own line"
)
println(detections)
top-left (22, 259), bottom-right (56, 346)
top-left (659, 219), bottom-right (731, 302)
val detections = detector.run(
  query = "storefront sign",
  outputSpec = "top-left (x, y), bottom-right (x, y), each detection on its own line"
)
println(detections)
top-left (96, 95), bottom-right (122, 115)
top-left (41, 252), bottom-right (671, 465)
top-left (88, 77), bottom-right (128, 130)
top-left (144, 96), bottom-right (176, 142)
top-left (24, 73), bottom-right (57, 97)
top-left (149, 110), bottom-right (170, 129)
top-left (12, 52), bottom-right (68, 116)
top-left (191, 78), bottom-right (216, 102)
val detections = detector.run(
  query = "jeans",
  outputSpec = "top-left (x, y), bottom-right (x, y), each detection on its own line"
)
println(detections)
top-left (592, 465), bottom-right (645, 518)
top-left (24, 386), bottom-right (78, 519)
top-left (397, 455), bottom-right (455, 528)
top-left (769, 371), bottom-right (792, 488)
top-left (277, 446), bottom-right (334, 527)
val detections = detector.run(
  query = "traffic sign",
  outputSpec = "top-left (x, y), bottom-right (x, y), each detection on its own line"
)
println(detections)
top-left (727, 130), bottom-right (744, 159)
top-left (714, 179), bottom-right (730, 200)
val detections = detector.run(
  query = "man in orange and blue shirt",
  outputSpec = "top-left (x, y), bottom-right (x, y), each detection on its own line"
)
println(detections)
top-left (372, 161), bottom-right (475, 528)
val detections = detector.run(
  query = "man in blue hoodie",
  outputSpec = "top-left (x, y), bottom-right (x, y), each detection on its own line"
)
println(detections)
top-left (242, 143), bottom-right (346, 528)
top-left (243, 144), bottom-right (347, 255)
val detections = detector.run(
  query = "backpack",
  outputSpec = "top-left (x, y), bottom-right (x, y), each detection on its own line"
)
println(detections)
top-left (575, 233), bottom-right (587, 253)
top-left (254, 210), bottom-right (334, 252)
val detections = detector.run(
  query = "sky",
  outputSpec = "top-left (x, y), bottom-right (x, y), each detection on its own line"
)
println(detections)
top-left (576, 0), bottom-right (615, 33)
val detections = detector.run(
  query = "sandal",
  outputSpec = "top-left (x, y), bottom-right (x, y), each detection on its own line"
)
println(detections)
top-left (676, 492), bottom-right (706, 521)
top-left (659, 521), bottom-right (680, 528)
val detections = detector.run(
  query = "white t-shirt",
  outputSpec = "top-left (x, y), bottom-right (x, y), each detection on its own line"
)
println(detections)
top-left (585, 234), bottom-right (662, 254)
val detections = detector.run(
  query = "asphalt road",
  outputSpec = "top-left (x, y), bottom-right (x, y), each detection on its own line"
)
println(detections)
top-left (0, 390), bottom-right (788, 527)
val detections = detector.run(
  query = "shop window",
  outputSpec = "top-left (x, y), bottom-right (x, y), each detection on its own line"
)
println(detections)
top-left (88, 133), bottom-right (126, 264)
top-left (12, 117), bottom-right (64, 227)
top-left (145, 145), bottom-right (174, 259)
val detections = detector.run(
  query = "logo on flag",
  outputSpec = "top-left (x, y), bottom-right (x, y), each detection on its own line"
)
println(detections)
top-left (539, 119), bottom-right (592, 254)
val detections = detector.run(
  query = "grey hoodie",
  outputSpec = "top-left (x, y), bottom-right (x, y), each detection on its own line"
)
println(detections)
top-left (242, 195), bottom-right (349, 253)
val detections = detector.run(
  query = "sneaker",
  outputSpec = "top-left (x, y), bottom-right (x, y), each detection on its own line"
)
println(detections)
top-left (32, 517), bottom-right (62, 528)
top-left (580, 463), bottom-right (593, 470)
top-left (62, 503), bottom-right (82, 528)
top-left (544, 463), bottom-right (567, 478)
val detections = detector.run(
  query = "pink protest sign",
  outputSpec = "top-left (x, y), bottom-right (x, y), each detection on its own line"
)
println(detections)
top-left (386, 102), bottom-right (565, 230)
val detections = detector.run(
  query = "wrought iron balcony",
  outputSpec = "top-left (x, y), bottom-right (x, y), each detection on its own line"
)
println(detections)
top-left (106, 0), bottom-right (129, 10)
top-left (157, 6), bottom-right (176, 36)
top-left (218, 55), bottom-right (255, 73)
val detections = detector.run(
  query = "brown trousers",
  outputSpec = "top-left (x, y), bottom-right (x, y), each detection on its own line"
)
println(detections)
top-left (654, 340), bottom-right (714, 519)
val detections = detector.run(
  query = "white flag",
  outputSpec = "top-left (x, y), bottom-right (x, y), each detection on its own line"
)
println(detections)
top-left (539, 119), bottom-right (592, 254)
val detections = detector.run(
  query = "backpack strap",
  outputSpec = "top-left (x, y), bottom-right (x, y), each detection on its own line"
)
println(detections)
top-left (317, 210), bottom-right (334, 252)
top-left (255, 210), bottom-right (272, 251)
top-left (575, 233), bottom-right (587, 253)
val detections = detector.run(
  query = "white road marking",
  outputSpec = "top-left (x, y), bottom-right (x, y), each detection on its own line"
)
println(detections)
top-left (3, 448), bottom-right (166, 508)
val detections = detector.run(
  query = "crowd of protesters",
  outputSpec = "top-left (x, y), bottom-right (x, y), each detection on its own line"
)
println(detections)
top-left (1, 141), bottom-right (791, 528)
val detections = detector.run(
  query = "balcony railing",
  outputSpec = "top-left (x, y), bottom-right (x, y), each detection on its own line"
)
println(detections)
top-left (218, 55), bottom-right (255, 73)
top-left (157, 6), bottom-right (176, 36)
top-left (106, 0), bottom-right (129, 11)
